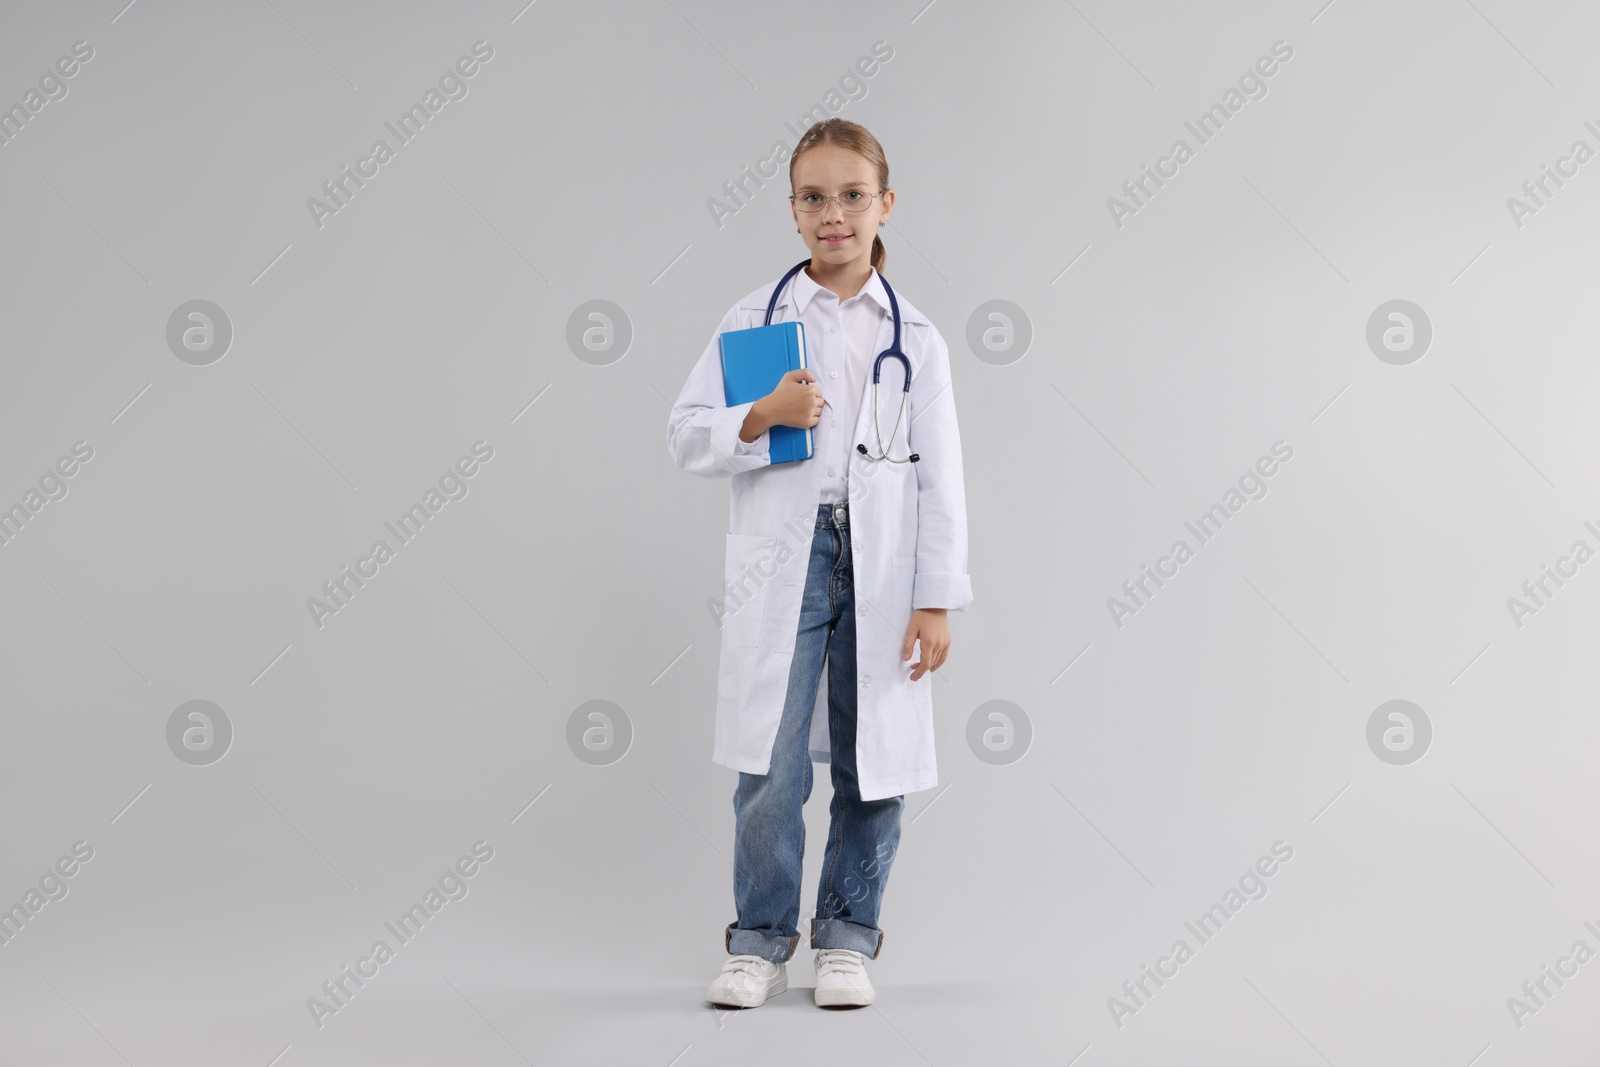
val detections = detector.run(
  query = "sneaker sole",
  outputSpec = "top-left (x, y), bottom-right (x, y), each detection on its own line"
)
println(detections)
top-left (707, 970), bottom-right (787, 1008)
top-left (814, 985), bottom-right (874, 1008)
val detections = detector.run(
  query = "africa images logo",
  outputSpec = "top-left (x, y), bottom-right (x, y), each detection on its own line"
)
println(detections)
top-left (306, 441), bottom-right (495, 629)
top-left (306, 841), bottom-right (494, 1029)
top-left (1105, 40), bottom-right (1295, 229)
top-left (706, 40), bottom-right (895, 230)
top-left (306, 41), bottom-right (495, 230)
top-left (1106, 441), bottom-right (1294, 629)
top-left (1107, 840), bottom-right (1294, 1029)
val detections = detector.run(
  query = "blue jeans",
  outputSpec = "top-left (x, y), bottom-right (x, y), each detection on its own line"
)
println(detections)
top-left (724, 502), bottom-right (905, 964)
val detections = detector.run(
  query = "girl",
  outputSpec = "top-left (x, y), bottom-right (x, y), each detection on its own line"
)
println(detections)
top-left (668, 118), bottom-right (972, 1010)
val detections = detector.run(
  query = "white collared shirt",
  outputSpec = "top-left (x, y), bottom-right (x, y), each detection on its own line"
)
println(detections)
top-left (733, 266), bottom-right (891, 505)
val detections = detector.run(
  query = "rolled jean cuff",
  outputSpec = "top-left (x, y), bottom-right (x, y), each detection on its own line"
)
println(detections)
top-left (810, 917), bottom-right (885, 959)
top-left (725, 922), bottom-right (798, 963)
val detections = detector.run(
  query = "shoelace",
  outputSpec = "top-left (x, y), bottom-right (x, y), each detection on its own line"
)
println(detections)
top-left (815, 949), bottom-right (865, 978)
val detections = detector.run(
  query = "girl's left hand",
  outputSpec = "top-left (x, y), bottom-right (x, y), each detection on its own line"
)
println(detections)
top-left (902, 608), bottom-right (950, 681)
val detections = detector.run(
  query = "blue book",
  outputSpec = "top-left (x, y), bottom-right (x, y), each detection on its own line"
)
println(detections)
top-left (718, 320), bottom-right (814, 464)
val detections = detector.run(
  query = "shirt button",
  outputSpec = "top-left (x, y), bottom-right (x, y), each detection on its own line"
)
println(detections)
top-left (830, 371), bottom-right (838, 379)
top-left (827, 467), bottom-right (835, 477)
top-left (831, 420), bottom-right (837, 428)
top-left (858, 605), bottom-right (868, 617)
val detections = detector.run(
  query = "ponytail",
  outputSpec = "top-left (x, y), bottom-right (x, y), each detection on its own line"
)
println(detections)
top-left (871, 231), bottom-right (886, 274)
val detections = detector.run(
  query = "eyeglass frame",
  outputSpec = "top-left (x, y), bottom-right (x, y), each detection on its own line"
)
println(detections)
top-left (789, 188), bottom-right (889, 213)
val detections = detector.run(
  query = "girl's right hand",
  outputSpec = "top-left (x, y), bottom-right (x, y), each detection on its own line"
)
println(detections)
top-left (764, 368), bottom-right (824, 429)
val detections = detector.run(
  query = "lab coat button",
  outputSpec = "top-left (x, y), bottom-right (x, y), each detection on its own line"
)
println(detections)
top-left (827, 467), bottom-right (835, 477)
top-left (863, 675), bottom-right (872, 687)
top-left (858, 605), bottom-right (868, 617)
top-left (830, 371), bottom-right (839, 379)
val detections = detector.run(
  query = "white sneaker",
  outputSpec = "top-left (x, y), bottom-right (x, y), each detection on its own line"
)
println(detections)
top-left (706, 953), bottom-right (787, 1008)
top-left (813, 948), bottom-right (874, 1007)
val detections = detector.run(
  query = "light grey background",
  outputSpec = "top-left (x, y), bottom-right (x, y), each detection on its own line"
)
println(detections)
top-left (1, 0), bottom-right (1596, 1063)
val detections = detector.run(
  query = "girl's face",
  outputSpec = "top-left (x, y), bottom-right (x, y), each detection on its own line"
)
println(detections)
top-left (790, 143), bottom-right (893, 270)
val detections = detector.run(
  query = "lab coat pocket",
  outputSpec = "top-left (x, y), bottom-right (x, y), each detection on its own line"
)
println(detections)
top-left (720, 532), bottom-right (776, 649)
top-left (850, 446), bottom-right (916, 512)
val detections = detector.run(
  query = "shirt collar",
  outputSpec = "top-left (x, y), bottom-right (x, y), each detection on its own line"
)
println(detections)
top-left (792, 264), bottom-right (891, 318)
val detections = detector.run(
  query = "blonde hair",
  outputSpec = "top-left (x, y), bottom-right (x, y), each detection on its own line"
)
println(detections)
top-left (790, 118), bottom-right (890, 273)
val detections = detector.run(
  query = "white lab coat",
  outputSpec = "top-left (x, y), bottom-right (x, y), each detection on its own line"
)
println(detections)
top-left (668, 270), bottom-right (972, 801)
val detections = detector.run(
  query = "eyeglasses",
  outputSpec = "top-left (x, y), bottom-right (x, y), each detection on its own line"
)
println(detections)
top-left (790, 189), bottom-right (886, 212)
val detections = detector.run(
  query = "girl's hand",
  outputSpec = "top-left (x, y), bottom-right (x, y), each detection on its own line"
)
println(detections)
top-left (763, 368), bottom-right (824, 429)
top-left (902, 608), bottom-right (949, 681)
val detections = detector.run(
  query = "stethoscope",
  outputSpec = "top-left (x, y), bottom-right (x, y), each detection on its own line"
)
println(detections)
top-left (766, 259), bottom-right (919, 464)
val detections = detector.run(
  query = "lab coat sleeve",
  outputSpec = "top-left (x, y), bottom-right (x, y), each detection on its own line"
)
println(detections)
top-left (668, 309), bottom-right (774, 478)
top-left (910, 324), bottom-right (974, 612)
